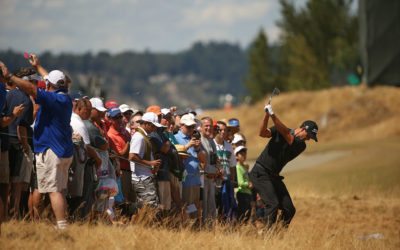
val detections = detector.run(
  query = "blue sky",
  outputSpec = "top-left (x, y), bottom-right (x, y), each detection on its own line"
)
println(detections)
top-left (0, 0), bottom-right (301, 54)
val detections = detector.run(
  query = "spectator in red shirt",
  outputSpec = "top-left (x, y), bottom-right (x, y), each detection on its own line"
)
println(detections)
top-left (106, 108), bottom-right (135, 207)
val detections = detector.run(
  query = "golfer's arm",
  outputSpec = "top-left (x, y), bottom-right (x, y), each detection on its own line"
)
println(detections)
top-left (259, 113), bottom-right (272, 138)
top-left (271, 114), bottom-right (294, 144)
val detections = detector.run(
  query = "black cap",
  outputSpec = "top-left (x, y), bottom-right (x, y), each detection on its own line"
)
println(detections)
top-left (185, 108), bottom-right (197, 116)
top-left (301, 120), bottom-right (318, 142)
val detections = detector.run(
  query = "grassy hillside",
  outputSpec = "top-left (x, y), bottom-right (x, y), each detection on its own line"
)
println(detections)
top-left (203, 85), bottom-right (400, 159)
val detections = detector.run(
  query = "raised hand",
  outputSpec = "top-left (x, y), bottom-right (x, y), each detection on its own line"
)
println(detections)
top-left (12, 104), bottom-right (25, 117)
top-left (28, 54), bottom-right (40, 67)
top-left (264, 104), bottom-right (274, 115)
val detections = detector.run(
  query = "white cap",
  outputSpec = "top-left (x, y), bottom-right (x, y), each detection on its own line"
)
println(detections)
top-left (180, 114), bottom-right (196, 126)
top-left (161, 108), bottom-right (171, 115)
top-left (140, 112), bottom-right (164, 127)
top-left (232, 133), bottom-right (245, 144)
top-left (45, 70), bottom-right (67, 88)
top-left (119, 104), bottom-right (134, 113)
top-left (234, 145), bottom-right (247, 156)
top-left (90, 97), bottom-right (107, 112)
top-left (22, 74), bottom-right (42, 81)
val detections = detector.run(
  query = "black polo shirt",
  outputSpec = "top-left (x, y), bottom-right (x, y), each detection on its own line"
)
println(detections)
top-left (255, 126), bottom-right (306, 175)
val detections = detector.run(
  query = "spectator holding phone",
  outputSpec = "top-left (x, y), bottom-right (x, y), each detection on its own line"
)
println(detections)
top-left (0, 54), bottom-right (73, 230)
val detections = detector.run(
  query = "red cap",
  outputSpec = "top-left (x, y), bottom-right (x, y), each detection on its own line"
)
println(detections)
top-left (37, 81), bottom-right (46, 90)
top-left (105, 100), bottom-right (118, 109)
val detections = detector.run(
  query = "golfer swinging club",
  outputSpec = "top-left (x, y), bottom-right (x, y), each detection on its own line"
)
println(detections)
top-left (249, 102), bottom-right (318, 228)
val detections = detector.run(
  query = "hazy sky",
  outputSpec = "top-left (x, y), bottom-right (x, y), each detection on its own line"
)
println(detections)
top-left (0, 0), bottom-right (300, 54)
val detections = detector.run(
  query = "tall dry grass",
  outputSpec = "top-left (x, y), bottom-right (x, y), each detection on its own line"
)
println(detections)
top-left (1, 194), bottom-right (398, 250)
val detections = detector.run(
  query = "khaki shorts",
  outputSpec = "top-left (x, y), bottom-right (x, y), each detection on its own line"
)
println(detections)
top-left (11, 146), bottom-right (33, 184)
top-left (182, 186), bottom-right (200, 206)
top-left (36, 148), bottom-right (73, 193)
top-left (0, 151), bottom-right (9, 184)
top-left (158, 181), bottom-right (171, 210)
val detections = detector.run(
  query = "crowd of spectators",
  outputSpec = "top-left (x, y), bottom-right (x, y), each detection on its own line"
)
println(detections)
top-left (0, 54), bottom-right (258, 232)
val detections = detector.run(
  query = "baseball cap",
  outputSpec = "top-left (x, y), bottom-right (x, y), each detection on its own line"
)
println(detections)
top-left (105, 100), bottom-right (118, 109)
top-left (140, 112), bottom-right (163, 127)
top-left (301, 120), bottom-right (318, 142)
top-left (22, 74), bottom-right (42, 82)
top-left (37, 81), bottom-right (46, 89)
top-left (146, 105), bottom-right (162, 115)
top-left (161, 108), bottom-right (171, 116)
top-left (94, 135), bottom-right (107, 148)
top-left (108, 108), bottom-right (122, 118)
top-left (232, 133), bottom-right (245, 144)
top-left (228, 118), bottom-right (240, 127)
top-left (180, 114), bottom-right (196, 126)
top-left (70, 91), bottom-right (84, 101)
top-left (234, 145), bottom-right (247, 156)
top-left (119, 104), bottom-right (134, 114)
top-left (44, 70), bottom-right (68, 89)
top-left (185, 108), bottom-right (197, 116)
top-left (90, 97), bottom-right (107, 112)
top-left (132, 109), bottom-right (144, 116)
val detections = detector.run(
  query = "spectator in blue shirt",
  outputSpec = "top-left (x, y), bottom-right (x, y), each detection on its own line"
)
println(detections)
top-left (174, 114), bottom-right (201, 218)
top-left (1, 55), bottom-right (73, 230)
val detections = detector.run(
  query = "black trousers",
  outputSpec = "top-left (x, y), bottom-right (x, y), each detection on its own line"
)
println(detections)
top-left (236, 192), bottom-right (252, 222)
top-left (249, 164), bottom-right (296, 227)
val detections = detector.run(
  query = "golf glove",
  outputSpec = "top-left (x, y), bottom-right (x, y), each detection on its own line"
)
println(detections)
top-left (264, 104), bottom-right (274, 115)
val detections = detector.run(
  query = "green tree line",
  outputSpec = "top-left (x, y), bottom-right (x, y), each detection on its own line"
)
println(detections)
top-left (246, 0), bottom-right (359, 102)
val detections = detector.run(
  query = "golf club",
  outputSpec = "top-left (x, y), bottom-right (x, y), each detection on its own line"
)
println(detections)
top-left (267, 87), bottom-right (280, 104)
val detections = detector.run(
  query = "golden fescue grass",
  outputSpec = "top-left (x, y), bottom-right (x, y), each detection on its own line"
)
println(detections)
top-left (286, 137), bottom-right (400, 198)
top-left (1, 196), bottom-right (398, 250)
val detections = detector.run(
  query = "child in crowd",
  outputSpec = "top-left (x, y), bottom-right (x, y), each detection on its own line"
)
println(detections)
top-left (93, 136), bottom-right (118, 223)
top-left (234, 146), bottom-right (252, 223)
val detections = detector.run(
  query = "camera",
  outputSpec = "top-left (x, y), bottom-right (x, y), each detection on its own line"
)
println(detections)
top-left (192, 130), bottom-right (201, 140)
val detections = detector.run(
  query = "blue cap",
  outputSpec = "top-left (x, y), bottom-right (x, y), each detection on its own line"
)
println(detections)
top-left (69, 91), bottom-right (84, 101)
top-left (108, 108), bottom-right (122, 118)
top-left (228, 118), bottom-right (240, 127)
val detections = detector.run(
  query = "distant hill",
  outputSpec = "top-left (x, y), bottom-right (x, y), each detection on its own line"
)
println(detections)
top-left (0, 42), bottom-right (253, 109)
top-left (203, 85), bottom-right (400, 159)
